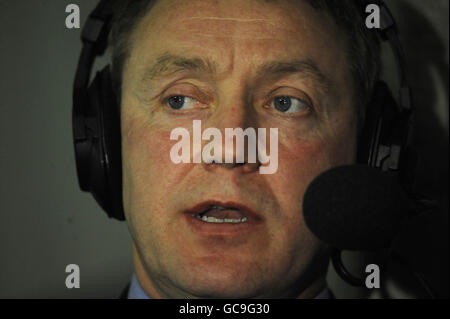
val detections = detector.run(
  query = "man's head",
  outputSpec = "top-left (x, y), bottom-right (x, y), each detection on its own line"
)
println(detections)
top-left (112, 0), bottom-right (381, 298)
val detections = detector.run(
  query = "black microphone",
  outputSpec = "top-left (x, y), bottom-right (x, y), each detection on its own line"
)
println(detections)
top-left (302, 165), bottom-right (437, 297)
top-left (302, 164), bottom-right (413, 251)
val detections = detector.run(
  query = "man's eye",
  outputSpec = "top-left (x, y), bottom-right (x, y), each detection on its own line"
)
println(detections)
top-left (271, 96), bottom-right (309, 114)
top-left (167, 96), bottom-right (197, 110)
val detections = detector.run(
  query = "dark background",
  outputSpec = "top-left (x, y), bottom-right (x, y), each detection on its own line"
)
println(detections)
top-left (0, 0), bottom-right (448, 298)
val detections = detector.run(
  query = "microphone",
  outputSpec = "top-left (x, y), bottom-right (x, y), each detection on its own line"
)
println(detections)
top-left (303, 165), bottom-right (413, 251)
top-left (302, 165), bottom-right (437, 297)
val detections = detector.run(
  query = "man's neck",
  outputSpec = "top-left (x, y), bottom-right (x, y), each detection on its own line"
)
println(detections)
top-left (128, 272), bottom-right (329, 299)
top-left (132, 244), bottom-right (329, 299)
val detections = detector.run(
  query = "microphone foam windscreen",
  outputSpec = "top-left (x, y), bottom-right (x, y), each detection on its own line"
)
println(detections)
top-left (303, 165), bottom-right (410, 251)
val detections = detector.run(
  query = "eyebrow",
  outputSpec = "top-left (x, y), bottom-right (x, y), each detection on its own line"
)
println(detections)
top-left (256, 59), bottom-right (332, 92)
top-left (141, 53), bottom-right (217, 82)
top-left (141, 53), bottom-right (332, 92)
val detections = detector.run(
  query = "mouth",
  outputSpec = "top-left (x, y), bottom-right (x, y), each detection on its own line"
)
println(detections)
top-left (186, 201), bottom-right (261, 223)
top-left (183, 200), bottom-right (263, 235)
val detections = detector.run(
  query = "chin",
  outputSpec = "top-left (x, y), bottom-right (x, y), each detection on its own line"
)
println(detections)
top-left (172, 261), bottom-right (279, 299)
top-left (180, 277), bottom-right (265, 299)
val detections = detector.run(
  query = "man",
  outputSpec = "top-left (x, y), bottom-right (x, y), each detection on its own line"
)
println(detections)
top-left (110, 0), bottom-right (380, 298)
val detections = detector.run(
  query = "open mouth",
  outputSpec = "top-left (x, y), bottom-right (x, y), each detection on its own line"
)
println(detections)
top-left (194, 205), bottom-right (248, 224)
top-left (184, 201), bottom-right (262, 236)
top-left (186, 201), bottom-right (261, 225)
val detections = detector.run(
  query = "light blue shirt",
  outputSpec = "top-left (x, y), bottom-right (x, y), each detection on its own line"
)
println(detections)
top-left (128, 274), bottom-right (150, 299)
top-left (127, 274), bottom-right (330, 299)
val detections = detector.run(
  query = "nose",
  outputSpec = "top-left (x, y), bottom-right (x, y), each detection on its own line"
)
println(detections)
top-left (201, 96), bottom-right (261, 173)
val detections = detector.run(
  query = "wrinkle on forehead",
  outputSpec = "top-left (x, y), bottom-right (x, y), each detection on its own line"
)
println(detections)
top-left (186, 16), bottom-right (277, 25)
top-left (179, 16), bottom-right (296, 41)
top-left (181, 32), bottom-right (281, 41)
top-left (183, 17), bottom-right (279, 39)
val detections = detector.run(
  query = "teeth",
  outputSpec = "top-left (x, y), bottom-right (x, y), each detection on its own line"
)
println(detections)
top-left (197, 215), bottom-right (248, 223)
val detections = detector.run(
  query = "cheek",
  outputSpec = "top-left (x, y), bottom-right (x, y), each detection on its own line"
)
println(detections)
top-left (121, 110), bottom-right (175, 219)
top-left (274, 142), bottom-right (326, 213)
top-left (272, 126), bottom-right (357, 216)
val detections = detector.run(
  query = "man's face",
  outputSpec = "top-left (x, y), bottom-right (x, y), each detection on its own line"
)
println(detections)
top-left (121, 0), bottom-right (358, 298)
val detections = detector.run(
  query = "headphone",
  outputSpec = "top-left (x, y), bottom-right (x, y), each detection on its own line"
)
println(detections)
top-left (72, 0), bottom-right (416, 222)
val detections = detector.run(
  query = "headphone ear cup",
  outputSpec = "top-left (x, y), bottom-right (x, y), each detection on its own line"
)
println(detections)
top-left (357, 81), bottom-right (405, 172)
top-left (76, 66), bottom-right (125, 220)
top-left (96, 66), bottom-right (125, 220)
top-left (357, 81), bottom-right (386, 167)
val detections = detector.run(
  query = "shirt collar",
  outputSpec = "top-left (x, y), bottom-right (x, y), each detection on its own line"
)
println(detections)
top-left (127, 273), bottom-right (150, 299)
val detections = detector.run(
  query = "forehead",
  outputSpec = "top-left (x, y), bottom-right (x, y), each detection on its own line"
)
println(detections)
top-left (141, 0), bottom-right (325, 35)
top-left (125, 0), bottom-right (347, 85)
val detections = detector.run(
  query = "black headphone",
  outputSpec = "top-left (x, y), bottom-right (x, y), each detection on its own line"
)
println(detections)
top-left (72, 0), bottom-right (416, 221)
